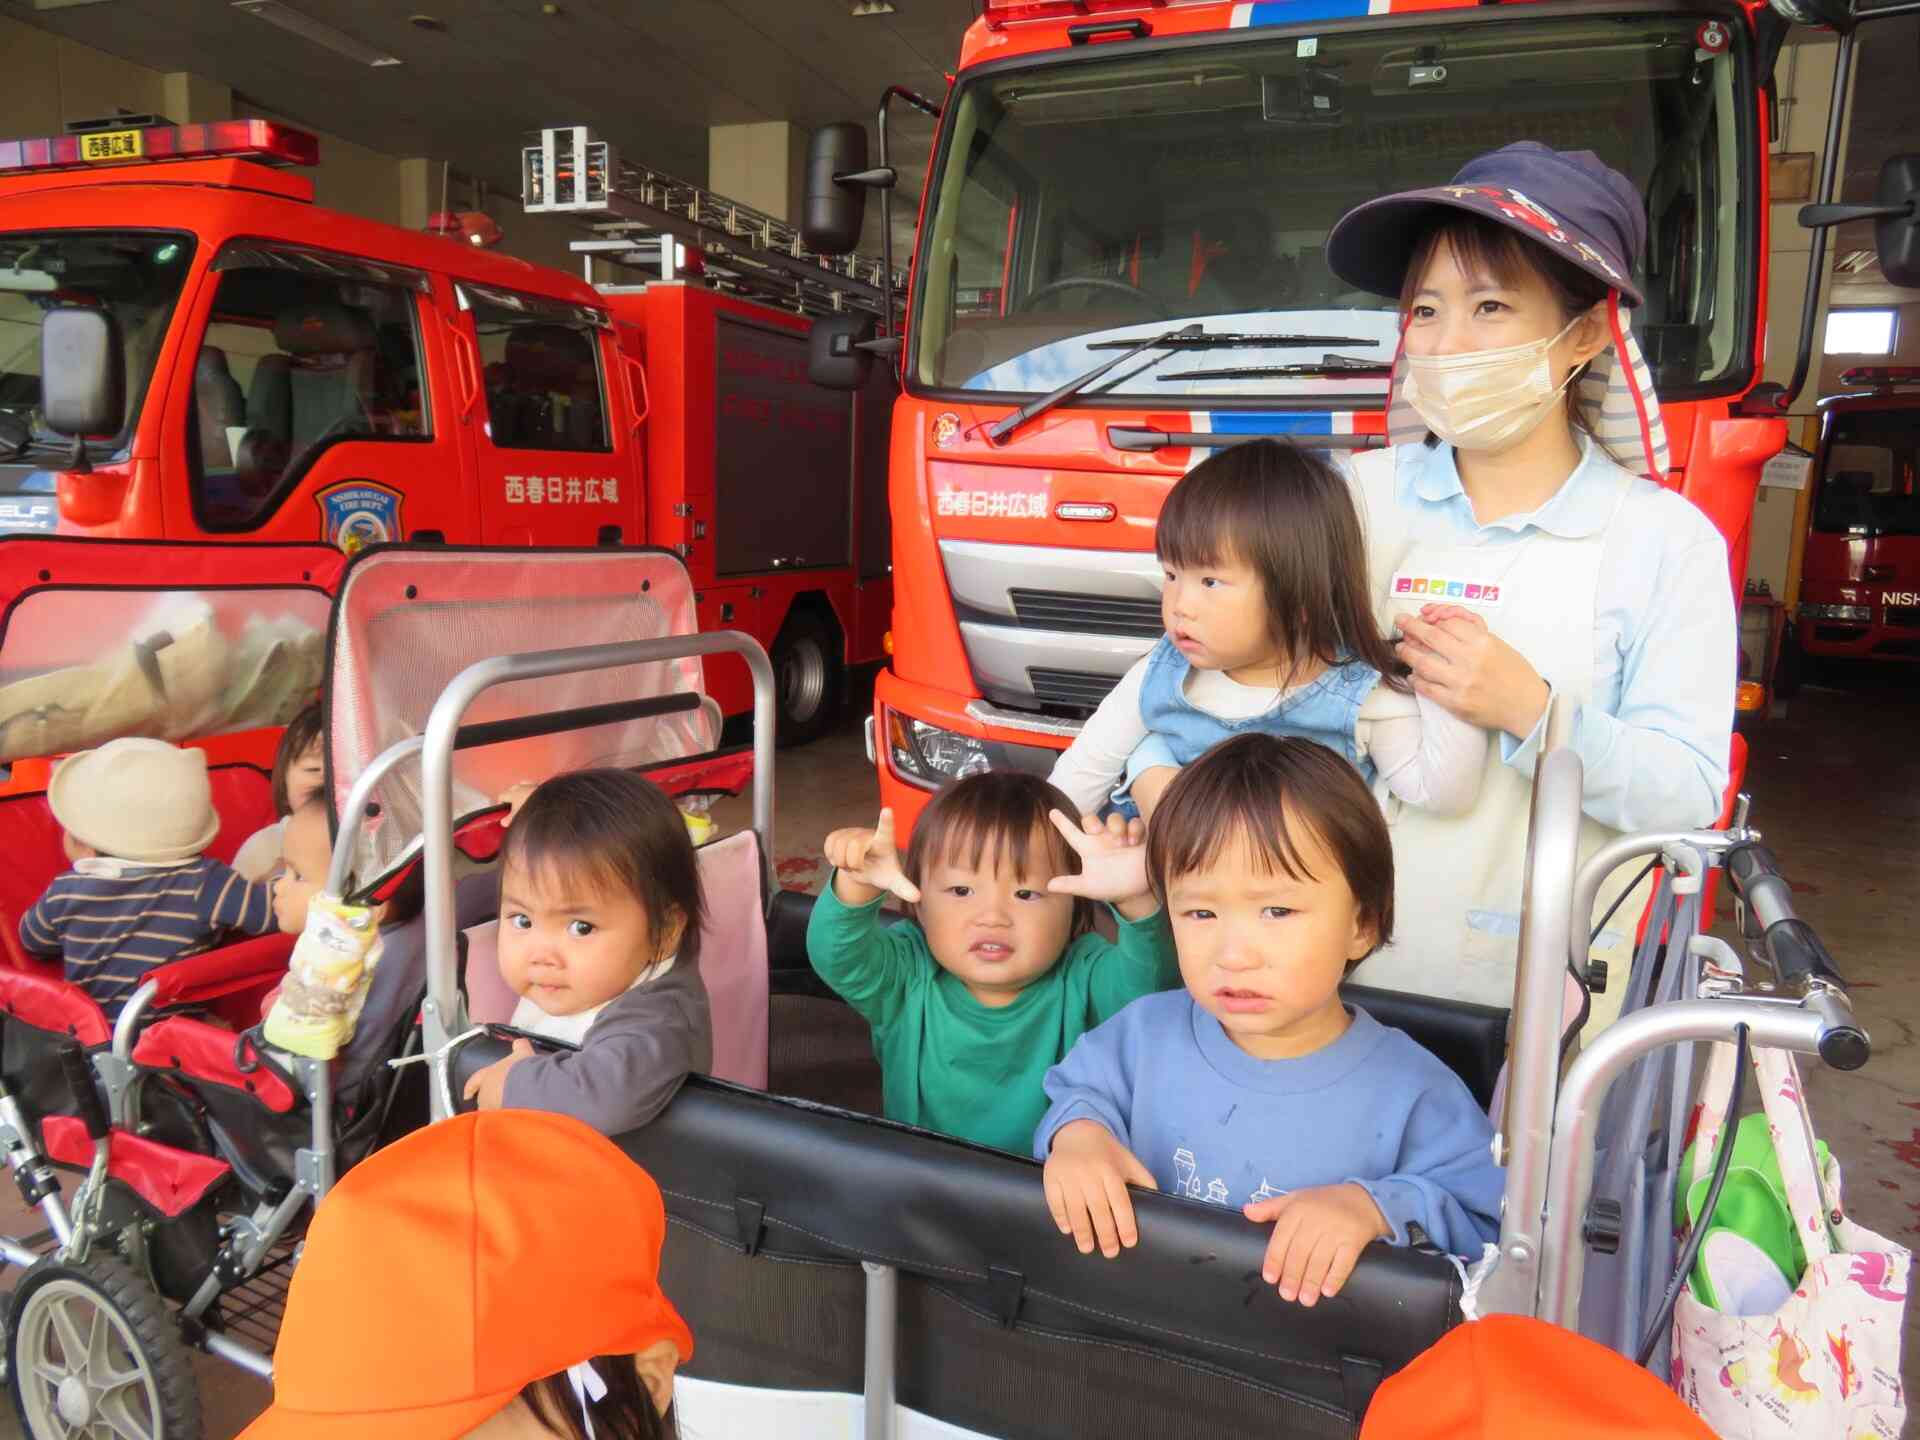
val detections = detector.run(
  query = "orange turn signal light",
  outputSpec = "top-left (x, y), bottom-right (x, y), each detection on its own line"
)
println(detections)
top-left (1735, 680), bottom-right (1767, 712)
top-left (883, 630), bottom-right (894, 656)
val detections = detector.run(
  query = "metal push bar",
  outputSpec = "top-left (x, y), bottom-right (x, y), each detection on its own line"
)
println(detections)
top-left (1478, 703), bottom-right (1867, 1329)
top-left (412, 631), bottom-right (777, 1118)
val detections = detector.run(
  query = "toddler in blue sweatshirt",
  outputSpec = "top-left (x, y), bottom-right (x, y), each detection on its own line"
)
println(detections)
top-left (1035, 733), bottom-right (1503, 1307)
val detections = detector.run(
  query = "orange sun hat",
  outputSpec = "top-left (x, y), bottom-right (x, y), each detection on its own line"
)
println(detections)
top-left (240, 1110), bottom-right (691, 1438)
top-left (1359, 1315), bottom-right (1716, 1440)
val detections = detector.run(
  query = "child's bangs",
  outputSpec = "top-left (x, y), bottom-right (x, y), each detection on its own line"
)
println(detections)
top-left (502, 824), bottom-right (643, 911)
top-left (923, 806), bottom-right (1074, 885)
top-left (1154, 474), bottom-right (1255, 573)
top-left (1149, 789), bottom-right (1323, 902)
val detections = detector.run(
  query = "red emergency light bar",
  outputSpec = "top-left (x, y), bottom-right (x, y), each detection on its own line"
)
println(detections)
top-left (981, 0), bottom-right (1170, 29)
top-left (0, 120), bottom-right (319, 176)
top-left (1839, 366), bottom-right (1920, 390)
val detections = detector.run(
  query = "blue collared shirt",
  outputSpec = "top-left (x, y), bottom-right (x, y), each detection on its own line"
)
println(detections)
top-left (1390, 438), bottom-right (1735, 834)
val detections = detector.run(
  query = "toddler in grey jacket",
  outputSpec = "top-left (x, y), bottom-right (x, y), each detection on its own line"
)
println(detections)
top-left (462, 770), bottom-right (712, 1136)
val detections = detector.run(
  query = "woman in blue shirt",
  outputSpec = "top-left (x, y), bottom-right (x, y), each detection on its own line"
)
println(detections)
top-left (1320, 144), bottom-right (1736, 1009)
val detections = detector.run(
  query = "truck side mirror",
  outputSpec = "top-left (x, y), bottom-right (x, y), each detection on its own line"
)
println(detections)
top-left (810, 312), bottom-right (876, 391)
top-left (1870, 155), bottom-right (1919, 289)
top-left (1766, 0), bottom-right (1851, 29)
top-left (803, 123), bottom-right (885, 256)
top-left (1799, 154), bottom-right (1920, 290)
top-left (41, 307), bottom-right (125, 442)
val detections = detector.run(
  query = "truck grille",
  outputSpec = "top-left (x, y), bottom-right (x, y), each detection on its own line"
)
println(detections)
top-left (1028, 668), bottom-right (1125, 709)
top-left (1885, 605), bottom-right (1920, 628)
top-left (1010, 589), bottom-right (1163, 639)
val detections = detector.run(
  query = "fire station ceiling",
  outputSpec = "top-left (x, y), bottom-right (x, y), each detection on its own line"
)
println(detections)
top-left (2, 0), bottom-right (970, 244)
top-left (3, 2), bottom-right (1912, 282)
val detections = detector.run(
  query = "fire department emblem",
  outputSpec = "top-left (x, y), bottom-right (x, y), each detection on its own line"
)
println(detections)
top-left (316, 481), bottom-right (404, 554)
top-left (931, 412), bottom-right (963, 449)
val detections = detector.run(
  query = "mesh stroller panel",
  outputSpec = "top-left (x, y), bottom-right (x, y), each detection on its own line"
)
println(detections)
top-left (326, 549), bottom-right (718, 881)
top-left (0, 537), bottom-right (344, 764)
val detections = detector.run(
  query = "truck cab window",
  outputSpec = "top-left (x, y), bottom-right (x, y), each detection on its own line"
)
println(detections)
top-left (0, 231), bottom-right (194, 504)
top-left (191, 251), bottom-right (428, 531)
top-left (471, 301), bottom-right (609, 452)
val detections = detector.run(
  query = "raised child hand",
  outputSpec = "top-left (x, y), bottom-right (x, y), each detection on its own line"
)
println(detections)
top-left (461, 1039), bottom-right (534, 1111)
top-left (1045, 809), bottom-right (1154, 919)
top-left (823, 807), bottom-right (922, 906)
top-left (1244, 1182), bottom-right (1390, 1306)
top-left (1044, 1118), bottom-right (1160, 1259)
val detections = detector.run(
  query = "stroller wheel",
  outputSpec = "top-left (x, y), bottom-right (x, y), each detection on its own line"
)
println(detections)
top-left (6, 1254), bottom-right (201, 1440)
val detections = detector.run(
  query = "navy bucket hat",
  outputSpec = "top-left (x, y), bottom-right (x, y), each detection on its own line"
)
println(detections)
top-left (1326, 142), bottom-right (1647, 308)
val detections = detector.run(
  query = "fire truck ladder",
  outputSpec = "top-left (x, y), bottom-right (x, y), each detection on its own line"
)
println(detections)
top-left (523, 125), bottom-right (903, 321)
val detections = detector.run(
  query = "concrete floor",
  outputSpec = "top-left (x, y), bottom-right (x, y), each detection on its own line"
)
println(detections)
top-left (0, 663), bottom-right (1914, 1437)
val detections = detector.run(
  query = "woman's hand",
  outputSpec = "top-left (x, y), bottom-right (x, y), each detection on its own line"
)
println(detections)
top-left (1045, 809), bottom-right (1155, 920)
top-left (1394, 604), bottom-right (1550, 740)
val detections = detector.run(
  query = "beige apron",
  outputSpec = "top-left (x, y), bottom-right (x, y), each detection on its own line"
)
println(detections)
top-left (1345, 446), bottom-right (1650, 1017)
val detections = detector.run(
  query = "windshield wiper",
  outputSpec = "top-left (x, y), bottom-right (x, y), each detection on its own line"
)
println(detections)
top-left (1159, 354), bottom-right (1392, 382)
top-left (987, 322), bottom-right (1204, 445)
top-left (1085, 331), bottom-right (1378, 351)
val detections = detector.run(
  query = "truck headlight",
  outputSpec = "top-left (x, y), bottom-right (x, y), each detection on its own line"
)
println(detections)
top-left (884, 708), bottom-right (991, 789)
top-left (1800, 603), bottom-right (1872, 622)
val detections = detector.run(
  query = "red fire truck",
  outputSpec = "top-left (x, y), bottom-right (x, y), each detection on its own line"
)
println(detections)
top-left (797, 0), bottom-right (1918, 827)
top-left (1782, 365), bottom-right (1920, 686)
top-left (0, 118), bottom-right (894, 743)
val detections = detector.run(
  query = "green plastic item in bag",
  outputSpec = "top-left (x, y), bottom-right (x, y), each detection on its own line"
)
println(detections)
top-left (1674, 1110), bottom-right (1830, 1311)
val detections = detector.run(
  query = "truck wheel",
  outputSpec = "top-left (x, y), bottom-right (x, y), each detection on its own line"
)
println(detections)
top-left (7, 1254), bottom-right (201, 1440)
top-left (771, 608), bottom-right (843, 749)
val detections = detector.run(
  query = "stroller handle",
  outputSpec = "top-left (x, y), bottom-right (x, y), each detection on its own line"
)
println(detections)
top-left (1724, 841), bottom-right (1850, 995)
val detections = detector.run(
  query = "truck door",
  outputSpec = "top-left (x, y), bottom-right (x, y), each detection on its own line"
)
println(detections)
top-left (167, 242), bottom-right (474, 547)
top-left (455, 283), bottom-right (640, 547)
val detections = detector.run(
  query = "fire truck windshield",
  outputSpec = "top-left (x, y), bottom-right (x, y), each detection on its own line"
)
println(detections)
top-left (1815, 407), bottom-right (1920, 537)
top-left (913, 11), bottom-right (1748, 403)
top-left (0, 230), bottom-right (195, 472)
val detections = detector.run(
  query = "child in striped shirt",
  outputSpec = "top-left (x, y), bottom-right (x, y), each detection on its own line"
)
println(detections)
top-left (19, 737), bottom-right (276, 1017)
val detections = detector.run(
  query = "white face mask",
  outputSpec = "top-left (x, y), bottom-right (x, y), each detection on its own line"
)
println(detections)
top-left (1400, 316), bottom-right (1585, 452)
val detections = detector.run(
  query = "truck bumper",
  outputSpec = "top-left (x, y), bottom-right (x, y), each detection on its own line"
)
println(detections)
top-left (871, 668), bottom-right (1079, 835)
top-left (1798, 616), bottom-right (1920, 663)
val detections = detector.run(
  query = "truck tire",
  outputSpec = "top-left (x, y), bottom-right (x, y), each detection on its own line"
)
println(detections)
top-left (772, 608), bottom-right (844, 749)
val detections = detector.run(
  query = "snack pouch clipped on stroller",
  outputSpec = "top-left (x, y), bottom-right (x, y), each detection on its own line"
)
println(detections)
top-left (1668, 1039), bottom-right (1909, 1438)
top-left (262, 894), bottom-right (383, 1059)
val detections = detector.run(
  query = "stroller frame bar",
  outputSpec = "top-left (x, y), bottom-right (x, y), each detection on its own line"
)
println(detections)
top-left (327, 734), bottom-right (426, 897)
top-left (415, 630), bottom-right (777, 1118)
top-left (1478, 735), bottom-right (1581, 1317)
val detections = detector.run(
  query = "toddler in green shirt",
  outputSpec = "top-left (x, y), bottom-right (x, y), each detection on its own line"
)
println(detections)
top-left (807, 770), bottom-right (1177, 1153)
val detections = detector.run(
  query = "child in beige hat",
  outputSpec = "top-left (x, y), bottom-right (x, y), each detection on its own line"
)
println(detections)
top-left (19, 737), bottom-right (277, 1017)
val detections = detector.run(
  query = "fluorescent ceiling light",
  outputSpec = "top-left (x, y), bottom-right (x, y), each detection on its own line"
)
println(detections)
top-left (232, 1), bottom-right (402, 67)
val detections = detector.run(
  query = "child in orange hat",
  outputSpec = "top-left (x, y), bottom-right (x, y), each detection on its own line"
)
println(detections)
top-left (240, 1109), bottom-right (692, 1438)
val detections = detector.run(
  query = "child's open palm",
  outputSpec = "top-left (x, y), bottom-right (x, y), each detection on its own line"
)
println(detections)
top-left (1044, 810), bottom-right (1155, 919)
top-left (823, 807), bottom-right (922, 905)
